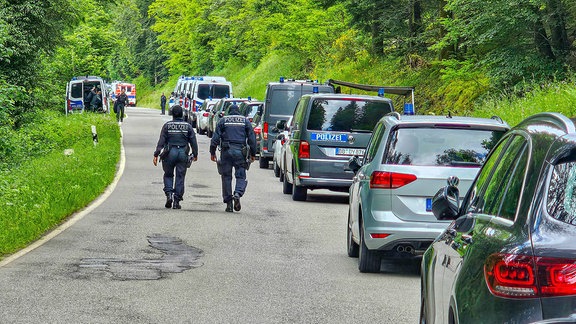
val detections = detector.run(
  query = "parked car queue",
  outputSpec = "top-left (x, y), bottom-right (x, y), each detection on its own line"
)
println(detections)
top-left (174, 76), bottom-right (576, 323)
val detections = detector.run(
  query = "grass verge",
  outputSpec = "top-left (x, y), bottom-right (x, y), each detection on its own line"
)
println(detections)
top-left (0, 111), bottom-right (120, 257)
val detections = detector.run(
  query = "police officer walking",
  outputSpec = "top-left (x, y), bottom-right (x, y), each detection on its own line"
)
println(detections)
top-left (160, 92), bottom-right (167, 115)
top-left (115, 89), bottom-right (129, 124)
top-left (153, 105), bottom-right (198, 209)
top-left (210, 104), bottom-right (257, 212)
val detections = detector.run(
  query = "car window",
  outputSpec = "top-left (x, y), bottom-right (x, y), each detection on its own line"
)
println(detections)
top-left (212, 84), bottom-right (230, 99)
top-left (364, 123), bottom-right (386, 163)
top-left (481, 136), bottom-right (528, 220)
top-left (291, 98), bottom-right (308, 131)
top-left (384, 127), bottom-right (505, 166)
top-left (547, 161), bottom-right (576, 225)
top-left (197, 84), bottom-right (210, 100)
top-left (270, 89), bottom-right (301, 116)
top-left (461, 136), bottom-right (510, 214)
top-left (71, 83), bottom-right (82, 98)
top-left (306, 99), bottom-right (392, 132)
top-left (464, 135), bottom-right (527, 220)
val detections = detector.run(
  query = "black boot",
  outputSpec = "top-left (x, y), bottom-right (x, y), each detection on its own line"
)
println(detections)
top-left (225, 201), bottom-right (233, 212)
top-left (165, 193), bottom-right (173, 208)
top-left (233, 194), bottom-right (241, 211)
top-left (173, 200), bottom-right (181, 209)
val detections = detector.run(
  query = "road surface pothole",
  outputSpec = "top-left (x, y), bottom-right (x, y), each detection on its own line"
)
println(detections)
top-left (77, 234), bottom-right (204, 280)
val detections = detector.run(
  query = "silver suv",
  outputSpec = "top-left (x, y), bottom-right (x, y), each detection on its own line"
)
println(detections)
top-left (346, 113), bottom-right (510, 272)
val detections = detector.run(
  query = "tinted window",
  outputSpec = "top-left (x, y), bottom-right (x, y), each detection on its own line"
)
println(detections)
top-left (482, 136), bottom-right (528, 220)
top-left (463, 136), bottom-right (509, 214)
top-left (547, 161), bottom-right (576, 225)
top-left (197, 84), bottom-right (210, 100)
top-left (384, 127), bottom-right (506, 166)
top-left (212, 84), bottom-right (230, 99)
top-left (71, 83), bottom-right (82, 98)
top-left (364, 123), bottom-right (385, 163)
top-left (268, 86), bottom-right (333, 116)
top-left (307, 99), bottom-right (392, 132)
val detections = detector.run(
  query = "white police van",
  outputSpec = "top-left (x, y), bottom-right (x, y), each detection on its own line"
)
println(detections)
top-left (65, 76), bottom-right (109, 115)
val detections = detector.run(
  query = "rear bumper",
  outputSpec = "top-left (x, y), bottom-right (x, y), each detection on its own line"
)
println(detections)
top-left (296, 177), bottom-right (352, 190)
top-left (364, 211), bottom-right (450, 252)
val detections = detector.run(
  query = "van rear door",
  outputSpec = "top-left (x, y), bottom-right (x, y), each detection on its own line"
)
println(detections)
top-left (67, 79), bottom-right (85, 114)
top-left (304, 97), bottom-right (393, 180)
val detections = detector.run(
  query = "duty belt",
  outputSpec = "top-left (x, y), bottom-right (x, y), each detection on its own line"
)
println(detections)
top-left (171, 145), bottom-right (186, 149)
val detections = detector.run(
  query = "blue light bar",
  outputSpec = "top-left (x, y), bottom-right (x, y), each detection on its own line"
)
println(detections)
top-left (378, 88), bottom-right (385, 97)
top-left (248, 96), bottom-right (252, 101)
top-left (313, 86), bottom-right (319, 94)
top-left (280, 77), bottom-right (285, 83)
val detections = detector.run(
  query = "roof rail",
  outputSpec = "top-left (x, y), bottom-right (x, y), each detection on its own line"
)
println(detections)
top-left (386, 112), bottom-right (401, 120)
top-left (521, 112), bottom-right (576, 134)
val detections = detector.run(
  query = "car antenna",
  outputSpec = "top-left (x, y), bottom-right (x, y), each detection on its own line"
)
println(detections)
top-left (447, 111), bottom-right (452, 118)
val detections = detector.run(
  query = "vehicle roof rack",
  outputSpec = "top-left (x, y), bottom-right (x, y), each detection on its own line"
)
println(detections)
top-left (491, 115), bottom-right (504, 124)
top-left (386, 112), bottom-right (401, 120)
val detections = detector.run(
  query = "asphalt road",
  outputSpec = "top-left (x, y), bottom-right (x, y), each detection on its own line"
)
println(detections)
top-left (0, 107), bottom-right (420, 323)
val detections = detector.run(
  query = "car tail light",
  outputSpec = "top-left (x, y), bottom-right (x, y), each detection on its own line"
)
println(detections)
top-left (254, 126), bottom-right (261, 134)
top-left (485, 253), bottom-right (576, 298)
top-left (203, 112), bottom-right (209, 117)
top-left (370, 233), bottom-right (390, 239)
top-left (263, 122), bottom-right (269, 140)
top-left (299, 140), bottom-right (310, 158)
top-left (369, 171), bottom-right (416, 189)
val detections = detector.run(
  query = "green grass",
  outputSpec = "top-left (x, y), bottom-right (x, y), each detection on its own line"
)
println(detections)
top-left (473, 81), bottom-right (576, 126)
top-left (0, 111), bottom-right (120, 256)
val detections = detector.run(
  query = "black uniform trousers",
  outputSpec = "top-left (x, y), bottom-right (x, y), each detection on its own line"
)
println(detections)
top-left (162, 146), bottom-right (188, 201)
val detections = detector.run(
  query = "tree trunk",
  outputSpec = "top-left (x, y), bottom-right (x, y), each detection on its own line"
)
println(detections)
top-left (547, 0), bottom-right (570, 57)
top-left (534, 14), bottom-right (555, 60)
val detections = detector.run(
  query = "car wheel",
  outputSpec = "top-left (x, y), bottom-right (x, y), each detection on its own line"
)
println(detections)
top-left (282, 170), bottom-right (292, 194)
top-left (259, 157), bottom-right (268, 169)
top-left (279, 167), bottom-right (285, 182)
top-left (358, 222), bottom-right (381, 273)
top-left (292, 183), bottom-right (307, 201)
top-left (347, 211), bottom-right (359, 258)
top-left (207, 129), bottom-right (213, 138)
top-left (273, 159), bottom-right (280, 177)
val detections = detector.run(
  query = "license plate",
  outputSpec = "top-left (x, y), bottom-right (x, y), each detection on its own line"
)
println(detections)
top-left (426, 198), bottom-right (433, 212)
top-left (336, 148), bottom-right (365, 156)
top-left (311, 133), bottom-right (348, 142)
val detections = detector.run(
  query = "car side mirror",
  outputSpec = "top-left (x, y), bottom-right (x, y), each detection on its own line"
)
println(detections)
top-left (432, 176), bottom-right (460, 220)
top-left (276, 119), bottom-right (287, 130)
top-left (218, 112), bottom-right (224, 118)
top-left (347, 155), bottom-right (362, 174)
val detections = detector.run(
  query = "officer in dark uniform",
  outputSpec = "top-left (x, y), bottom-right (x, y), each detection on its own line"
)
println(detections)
top-left (210, 104), bottom-right (257, 212)
top-left (153, 105), bottom-right (198, 209)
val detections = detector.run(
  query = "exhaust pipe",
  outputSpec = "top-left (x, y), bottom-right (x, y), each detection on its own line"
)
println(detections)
top-left (396, 244), bottom-right (415, 255)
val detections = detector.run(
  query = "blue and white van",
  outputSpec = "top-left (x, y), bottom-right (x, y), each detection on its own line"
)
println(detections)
top-left (65, 76), bottom-right (109, 115)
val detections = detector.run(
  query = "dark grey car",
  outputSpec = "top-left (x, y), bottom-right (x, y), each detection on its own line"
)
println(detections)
top-left (258, 78), bottom-right (334, 169)
top-left (421, 112), bottom-right (576, 323)
top-left (282, 93), bottom-right (394, 201)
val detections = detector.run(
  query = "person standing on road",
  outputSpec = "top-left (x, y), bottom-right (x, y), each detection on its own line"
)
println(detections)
top-left (160, 92), bottom-right (167, 115)
top-left (153, 105), bottom-right (198, 209)
top-left (115, 89), bottom-right (129, 124)
top-left (209, 104), bottom-right (257, 212)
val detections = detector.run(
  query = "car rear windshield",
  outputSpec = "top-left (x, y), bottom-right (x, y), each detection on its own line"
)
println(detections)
top-left (269, 86), bottom-right (333, 116)
top-left (384, 127), bottom-right (506, 167)
top-left (197, 84), bottom-right (230, 100)
top-left (306, 99), bottom-right (393, 132)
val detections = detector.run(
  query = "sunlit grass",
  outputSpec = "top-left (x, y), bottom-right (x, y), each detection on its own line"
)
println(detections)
top-left (0, 112), bottom-right (120, 257)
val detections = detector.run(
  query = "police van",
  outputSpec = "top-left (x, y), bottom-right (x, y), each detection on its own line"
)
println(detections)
top-left (258, 78), bottom-right (335, 169)
top-left (65, 76), bottom-right (109, 115)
